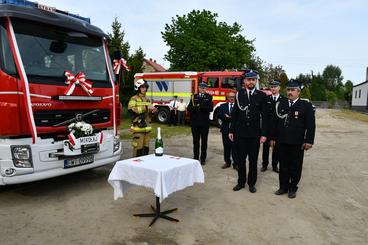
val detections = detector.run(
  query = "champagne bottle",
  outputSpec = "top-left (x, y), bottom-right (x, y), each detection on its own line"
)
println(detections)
top-left (155, 127), bottom-right (164, 156)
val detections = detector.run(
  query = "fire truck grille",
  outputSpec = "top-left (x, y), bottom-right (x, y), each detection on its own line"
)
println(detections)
top-left (34, 109), bottom-right (110, 127)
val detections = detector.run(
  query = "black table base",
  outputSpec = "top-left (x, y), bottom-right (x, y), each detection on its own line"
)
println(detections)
top-left (134, 196), bottom-right (179, 226)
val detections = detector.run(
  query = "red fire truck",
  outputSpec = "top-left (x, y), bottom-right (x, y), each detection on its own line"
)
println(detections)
top-left (134, 71), bottom-right (246, 126)
top-left (0, 1), bottom-right (121, 185)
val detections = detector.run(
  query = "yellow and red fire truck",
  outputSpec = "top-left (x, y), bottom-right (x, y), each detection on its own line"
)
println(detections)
top-left (134, 71), bottom-right (246, 126)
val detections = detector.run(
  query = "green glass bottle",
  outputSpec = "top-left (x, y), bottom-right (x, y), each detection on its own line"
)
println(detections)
top-left (155, 127), bottom-right (163, 156)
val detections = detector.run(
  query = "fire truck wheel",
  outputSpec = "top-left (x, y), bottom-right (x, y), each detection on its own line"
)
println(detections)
top-left (157, 107), bottom-right (170, 124)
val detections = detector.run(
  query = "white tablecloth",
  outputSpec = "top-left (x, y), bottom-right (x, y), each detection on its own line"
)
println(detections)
top-left (108, 154), bottom-right (204, 202)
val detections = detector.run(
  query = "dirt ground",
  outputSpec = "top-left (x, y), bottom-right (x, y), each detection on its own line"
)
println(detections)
top-left (0, 109), bottom-right (367, 245)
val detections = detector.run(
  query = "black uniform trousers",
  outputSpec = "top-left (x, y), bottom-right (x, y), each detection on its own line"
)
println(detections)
top-left (169, 110), bottom-right (177, 126)
top-left (262, 139), bottom-right (279, 168)
top-left (278, 144), bottom-right (304, 191)
top-left (191, 125), bottom-right (209, 162)
top-left (222, 133), bottom-right (238, 165)
top-left (236, 137), bottom-right (260, 187)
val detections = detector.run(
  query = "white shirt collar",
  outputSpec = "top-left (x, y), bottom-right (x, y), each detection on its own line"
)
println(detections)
top-left (289, 98), bottom-right (299, 104)
top-left (272, 94), bottom-right (280, 100)
top-left (246, 88), bottom-right (255, 95)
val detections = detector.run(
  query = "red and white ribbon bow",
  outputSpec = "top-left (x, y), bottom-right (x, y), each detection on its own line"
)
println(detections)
top-left (67, 132), bottom-right (78, 148)
top-left (113, 58), bottom-right (130, 74)
top-left (64, 71), bottom-right (94, 96)
top-left (99, 132), bottom-right (103, 144)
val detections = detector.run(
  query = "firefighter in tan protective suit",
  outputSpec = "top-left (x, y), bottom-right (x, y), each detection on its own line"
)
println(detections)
top-left (128, 79), bottom-right (157, 157)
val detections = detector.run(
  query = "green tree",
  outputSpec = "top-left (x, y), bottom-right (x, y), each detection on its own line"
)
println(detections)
top-left (326, 91), bottom-right (337, 108)
top-left (261, 64), bottom-right (286, 87)
top-left (335, 86), bottom-right (345, 100)
top-left (162, 10), bottom-right (255, 71)
top-left (322, 65), bottom-right (343, 91)
top-left (301, 86), bottom-right (312, 100)
top-left (120, 47), bottom-right (145, 105)
top-left (310, 74), bottom-right (327, 101)
top-left (296, 73), bottom-right (312, 86)
top-left (279, 72), bottom-right (289, 92)
top-left (344, 80), bottom-right (353, 102)
top-left (107, 18), bottom-right (145, 106)
top-left (108, 17), bottom-right (130, 59)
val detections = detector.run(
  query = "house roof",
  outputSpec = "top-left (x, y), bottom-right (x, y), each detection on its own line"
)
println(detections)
top-left (353, 80), bottom-right (368, 87)
top-left (144, 58), bottom-right (166, 72)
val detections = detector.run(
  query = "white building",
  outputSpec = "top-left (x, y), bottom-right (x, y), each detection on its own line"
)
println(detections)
top-left (352, 74), bottom-right (368, 111)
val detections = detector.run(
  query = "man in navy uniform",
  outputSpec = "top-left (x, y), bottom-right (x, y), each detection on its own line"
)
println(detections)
top-left (261, 80), bottom-right (287, 173)
top-left (187, 82), bottom-right (214, 165)
top-left (218, 91), bottom-right (238, 170)
top-left (229, 70), bottom-right (268, 193)
top-left (270, 79), bottom-right (316, 198)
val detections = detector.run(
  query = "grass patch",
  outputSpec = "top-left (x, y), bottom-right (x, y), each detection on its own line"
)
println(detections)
top-left (119, 117), bottom-right (192, 140)
top-left (332, 109), bottom-right (368, 123)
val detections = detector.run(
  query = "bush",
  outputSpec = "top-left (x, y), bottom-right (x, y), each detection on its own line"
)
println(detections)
top-left (326, 91), bottom-right (337, 108)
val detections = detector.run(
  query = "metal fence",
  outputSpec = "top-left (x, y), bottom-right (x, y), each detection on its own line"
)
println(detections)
top-left (312, 100), bottom-right (350, 109)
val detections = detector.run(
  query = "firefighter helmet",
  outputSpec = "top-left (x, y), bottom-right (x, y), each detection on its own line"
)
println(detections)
top-left (134, 79), bottom-right (149, 91)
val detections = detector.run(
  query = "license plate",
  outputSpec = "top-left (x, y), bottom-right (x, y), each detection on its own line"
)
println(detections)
top-left (64, 155), bottom-right (94, 168)
top-left (79, 135), bottom-right (99, 145)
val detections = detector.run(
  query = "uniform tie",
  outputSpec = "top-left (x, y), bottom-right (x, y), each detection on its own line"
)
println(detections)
top-left (247, 90), bottom-right (252, 101)
top-left (289, 100), bottom-right (294, 108)
top-left (230, 103), bottom-right (233, 113)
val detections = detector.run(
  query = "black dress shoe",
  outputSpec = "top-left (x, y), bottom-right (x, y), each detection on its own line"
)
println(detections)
top-left (260, 166), bottom-right (267, 172)
top-left (233, 184), bottom-right (244, 191)
top-left (288, 190), bottom-right (296, 199)
top-left (272, 167), bottom-right (279, 173)
top-left (275, 188), bottom-right (288, 195)
top-left (221, 163), bottom-right (231, 169)
top-left (249, 186), bottom-right (257, 193)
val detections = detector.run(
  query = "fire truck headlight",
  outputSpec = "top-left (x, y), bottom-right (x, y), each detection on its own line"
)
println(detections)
top-left (113, 137), bottom-right (120, 152)
top-left (11, 145), bottom-right (33, 168)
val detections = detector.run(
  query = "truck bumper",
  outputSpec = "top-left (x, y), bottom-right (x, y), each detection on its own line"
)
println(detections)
top-left (0, 129), bottom-right (122, 185)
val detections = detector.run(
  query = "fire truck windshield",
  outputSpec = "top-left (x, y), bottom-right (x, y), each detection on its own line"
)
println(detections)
top-left (8, 18), bottom-right (110, 83)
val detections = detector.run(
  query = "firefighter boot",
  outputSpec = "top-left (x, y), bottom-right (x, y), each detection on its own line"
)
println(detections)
top-left (132, 133), bottom-right (145, 157)
top-left (135, 148), bottom-right (144, 157)
top-left (142, 146), bottom-right (150, 156)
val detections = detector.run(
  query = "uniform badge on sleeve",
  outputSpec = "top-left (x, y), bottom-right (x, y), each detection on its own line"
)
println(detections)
top-left (295, 111), bottom-right (299, 119)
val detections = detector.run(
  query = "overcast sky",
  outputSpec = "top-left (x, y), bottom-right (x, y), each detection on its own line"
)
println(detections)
top-left (41, 0), bottom-right (368, 84)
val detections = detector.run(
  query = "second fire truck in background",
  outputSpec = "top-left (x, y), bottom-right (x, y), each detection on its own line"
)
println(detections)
top-left (134, 71), bottom-right (246, 126)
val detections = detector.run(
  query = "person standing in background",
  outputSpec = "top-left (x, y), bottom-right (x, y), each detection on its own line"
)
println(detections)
top-left (176, 98), bottom-right (187, 125)
top-left (218, 91), bottom-right (238, 170)
top-left (168, 95), bottom-right (178, 126)
top-left (187, 82), bottom-right (214, 165)
top-left (261, 80), bottom-right (287, 173)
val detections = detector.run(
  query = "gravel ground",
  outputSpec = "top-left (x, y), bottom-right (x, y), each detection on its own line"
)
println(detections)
top-left (0, 109), bottom-right (367, 245)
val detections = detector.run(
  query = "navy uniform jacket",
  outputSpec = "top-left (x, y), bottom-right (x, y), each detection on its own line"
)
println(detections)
top-left (217, 102), bottom-right (233, 134)
top-left (187, 93), bottom-right (214, 127)
top-left (266, 94), bottom-right (287, 135)
top-left (266, 94), bottom-right (287, 114)
top-left (271, 99), bottom-right (315, 145)
top-left (229, 89), bottom-right (268, 138)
